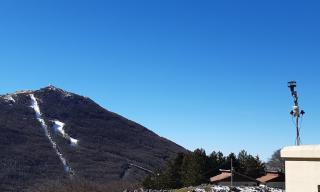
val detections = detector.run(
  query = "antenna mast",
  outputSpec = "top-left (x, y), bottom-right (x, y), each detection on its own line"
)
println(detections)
top-left (288, 81), bottom-right (305, 146)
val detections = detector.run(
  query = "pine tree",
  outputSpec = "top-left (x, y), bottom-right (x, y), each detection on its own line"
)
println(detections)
top-left (208, 151), bottom-right (226, 177)
top-left (143, 149), bottom-right (268, 189)
top-left (142, 153), bottom-right (185, 189)
top-left (181, 149), bottom-right (207, 186)
top-left (237, 150), bottom-right (265, 178)
top-left (164, 152), bottom-right (184, 188)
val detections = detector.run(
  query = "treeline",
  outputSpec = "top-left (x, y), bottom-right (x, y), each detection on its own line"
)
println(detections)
top-left (143, 149), bottom-right (265, 189)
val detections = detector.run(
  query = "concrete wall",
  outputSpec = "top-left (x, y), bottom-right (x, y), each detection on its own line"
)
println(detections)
top-left (281, 145), bottom-right (320, 192)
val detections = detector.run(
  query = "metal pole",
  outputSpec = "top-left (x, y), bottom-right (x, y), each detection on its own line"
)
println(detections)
top-left (231, 158), bottom-right (233, 187)
top-left (296, 116), bottom-right (300, 145)
top-left (288, 81), bottom-right (304, 146)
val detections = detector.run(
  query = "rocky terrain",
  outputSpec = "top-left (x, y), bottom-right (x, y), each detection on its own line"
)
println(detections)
top-left (0, 86), bottom-right (186, 191)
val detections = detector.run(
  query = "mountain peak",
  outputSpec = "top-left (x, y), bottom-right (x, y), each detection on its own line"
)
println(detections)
top-left (0, 86), bottom-right (186, 190)
top-left (39, 85), bottom-right (73, 97)
top-left (1, 85), bottom-right (67, 96)
top-left (41, 85), bottom-right (64, 92)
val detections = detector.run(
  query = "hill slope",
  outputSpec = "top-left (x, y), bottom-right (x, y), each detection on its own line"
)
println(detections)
top-left (0, 86), bottom-right (186, 191)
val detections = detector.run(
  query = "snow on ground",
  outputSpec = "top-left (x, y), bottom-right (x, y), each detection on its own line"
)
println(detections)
top-left (4, 95), bottom-right (15, 103)
top-left (128, 185), bottom-right (284, 192)
top-left (0, 94), bottom-right (16, 103)
top-left (53, 120), bottom-right (79, 147)
top-left (210, 186), bottom-right (230, 191)
top-left (207, 185), bottom-right (283, 192)
top-left (14, 90), bottom-right (33, 94)
top-left (169, 185), bottom-right (284, 192)
top-left (53, 120), bottom-right (66, 137)
top-left (70, 137), bottom-right (78, 146)
top-left (30, 94), bottom-right (72, 173)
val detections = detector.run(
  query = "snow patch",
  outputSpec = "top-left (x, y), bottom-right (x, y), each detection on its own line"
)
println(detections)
top-left (70, 138), bottom-right (78, 146)
top-left (14, 90), bottom-right (33, 94)
top-left (30, 94), bottom-right (73, 174)
top-left (210, 185), bottom-right (283, 192)
top-left (53, 120), bottom-right (79, 147)
top-left (211, 186), bottom-right (230, 191)
top-left (53, 120), bottom-right (66, 137)
top-left (2, 94), bottom-right (15, 103)
top-left (194, 188), bottom-right (206, 192)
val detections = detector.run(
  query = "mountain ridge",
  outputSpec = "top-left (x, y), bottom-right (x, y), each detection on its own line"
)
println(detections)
top-left (0, 86), bottom-right (186, 191)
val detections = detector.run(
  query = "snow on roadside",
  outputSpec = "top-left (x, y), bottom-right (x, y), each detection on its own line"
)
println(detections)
top-left (53, 120), bottom-right (79, 147)
top-left (30, 94), bottom-right (72, 173)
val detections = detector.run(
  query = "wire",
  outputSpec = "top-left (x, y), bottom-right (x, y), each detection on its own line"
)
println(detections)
top-left (291, 116), bottom-right (296, 126)
top-left (233, 171), bottom-right (261, 183)
top-left (290, 115), bottom-right (304, 145)
top-left (299, 115), bottom-right (303, 144)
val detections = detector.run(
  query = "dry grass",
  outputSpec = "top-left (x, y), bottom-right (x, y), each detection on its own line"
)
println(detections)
top-left (26, 178), bottom-right (139, 192)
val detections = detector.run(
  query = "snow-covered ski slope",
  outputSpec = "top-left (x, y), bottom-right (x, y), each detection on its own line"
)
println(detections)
top-left (30, 94), bottom-right (73, 173)
top-left (53, 120), bottom-right (79, 146)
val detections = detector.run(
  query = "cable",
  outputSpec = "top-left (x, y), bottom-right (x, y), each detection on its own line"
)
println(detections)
top-left (299, 115), bottom-right (303, 144)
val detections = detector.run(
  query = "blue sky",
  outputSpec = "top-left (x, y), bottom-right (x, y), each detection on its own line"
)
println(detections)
top-left (0, 0), bottom-right (320, 160)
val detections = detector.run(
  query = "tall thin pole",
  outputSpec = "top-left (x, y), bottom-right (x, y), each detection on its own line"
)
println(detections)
top-left (230, 158), bottom-right (233, 187)
top-left (288, 81), bottom-right (304, 146)
top-left (296, 116), bottom-right (300, 145)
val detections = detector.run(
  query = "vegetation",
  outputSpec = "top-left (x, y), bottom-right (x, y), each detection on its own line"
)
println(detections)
top-left (26, 178), bottom-right (138, 192)
top-left (143, 149), bottom-right (265, 189)
top-left (266, 149), bottom-right (285, 172)
top-left (0, 87), bottom-right (186, 191)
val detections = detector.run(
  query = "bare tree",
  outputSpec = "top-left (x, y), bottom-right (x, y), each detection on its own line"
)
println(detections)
top-left (266, 149), bottom-right (285, 172)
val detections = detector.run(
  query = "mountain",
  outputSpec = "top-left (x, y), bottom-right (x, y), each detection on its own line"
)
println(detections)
top-left (0, 86), bottom-right (186, 191)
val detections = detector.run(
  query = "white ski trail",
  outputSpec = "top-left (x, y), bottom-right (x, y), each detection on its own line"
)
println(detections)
top-left (53, 120), bottom-right (79, 147)
top-left (30, 94), bottom-right (72, 173)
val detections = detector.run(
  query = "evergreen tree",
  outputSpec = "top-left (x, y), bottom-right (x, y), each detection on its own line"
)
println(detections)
top-left (164, 152), bottom-right (184, 188)
top-left (237, 150), bottom-right (265, 178)
top-left (142, 153), bottom-right (185, 189)
top-left (226, 152), bottom-right (239, 170)
top-left (208, 151), bottom-right (226, 177)
top-left (237, 150), bottom-right (250, 173)
top-left (143, 149), bottom-right (267, 189)
top-left (181, 149), bottom-right (207, 186)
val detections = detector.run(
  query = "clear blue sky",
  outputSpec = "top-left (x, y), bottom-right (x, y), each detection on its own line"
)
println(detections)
top-left (1, 0), bottom-right (320, 161)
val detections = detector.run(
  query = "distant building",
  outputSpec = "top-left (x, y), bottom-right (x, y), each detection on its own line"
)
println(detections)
top-left (256, 171), bottom-right (285, 189)
top-left (281, 145), bottom-right (320, 192)
top-left (210, 169), bottom-right (258, 186)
